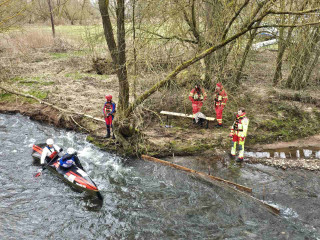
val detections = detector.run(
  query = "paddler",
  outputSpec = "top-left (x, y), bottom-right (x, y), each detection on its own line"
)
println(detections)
top-left (59, 147), bottom-right (84, 171)
top-left (40, 138), bottom-right (62, 165)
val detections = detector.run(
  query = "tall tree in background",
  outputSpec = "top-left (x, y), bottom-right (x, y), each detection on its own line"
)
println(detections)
top-left (98, 0), bottom-right (129, 113)
top-left (47, 0), bottom-right (55, 37)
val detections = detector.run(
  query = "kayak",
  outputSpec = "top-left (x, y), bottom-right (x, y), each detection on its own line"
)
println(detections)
top-left (32, 144), bottom-right (103, 200)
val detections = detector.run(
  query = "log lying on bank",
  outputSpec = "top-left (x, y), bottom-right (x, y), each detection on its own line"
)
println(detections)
top-left (141, 155), bottom-right (280, 215)
top-left (0, 85), bottom-right (105, 123)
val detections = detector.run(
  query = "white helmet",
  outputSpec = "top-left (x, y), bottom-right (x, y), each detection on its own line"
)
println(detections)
top-left (67, 147), bottom-right (76, 155)
top-left (46, 138), bottom-right (54, 145)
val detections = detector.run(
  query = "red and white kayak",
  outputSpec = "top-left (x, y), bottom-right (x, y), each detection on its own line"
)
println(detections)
top-left (32, 144), bottom-right (103, 200)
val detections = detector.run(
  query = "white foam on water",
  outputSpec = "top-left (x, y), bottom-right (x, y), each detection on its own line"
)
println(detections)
top-left (245, 152), bottom-right (256, 158)
top-left (280, 152), bottom-right (286, 159)
top-left (264, 201), bottom-right (299, 219)
top-left (303, 149), bottom-right (313, 158)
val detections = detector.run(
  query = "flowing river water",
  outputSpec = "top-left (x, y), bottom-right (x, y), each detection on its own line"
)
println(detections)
top-left (0, 113), bottom-right (319, 239)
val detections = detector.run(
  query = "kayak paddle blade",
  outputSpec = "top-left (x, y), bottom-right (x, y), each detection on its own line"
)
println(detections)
top-left (34, 170), bottom-right (43, 177)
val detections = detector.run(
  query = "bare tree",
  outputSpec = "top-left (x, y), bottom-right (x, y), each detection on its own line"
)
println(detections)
top-left (97, 0), bottom-right (320, 145)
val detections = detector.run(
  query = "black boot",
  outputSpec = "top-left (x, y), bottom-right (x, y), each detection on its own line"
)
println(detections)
top-left (106, 127), bottom-right (111, 138)
top-left (192, 118), bottom-right (196, 124)
top-left (198, 118), bottom-right (204, 127)
top-left (236, 157), bottom-right (244, 162)
top-left (112, 133), bottom-right (115, 139)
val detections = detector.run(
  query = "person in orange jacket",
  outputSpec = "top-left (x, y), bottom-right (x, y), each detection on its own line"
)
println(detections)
top-left (189, 83), bottom-right (207, 125)
top-left (229, 108), bottom-right (249, 162)
top-left (214, 82), bottom-right (228, 127)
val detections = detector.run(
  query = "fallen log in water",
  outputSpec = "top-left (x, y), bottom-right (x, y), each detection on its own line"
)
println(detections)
top-left (141, 154), bottom-right (280, 215)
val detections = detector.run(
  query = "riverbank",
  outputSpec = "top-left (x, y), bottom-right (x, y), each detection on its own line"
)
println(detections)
top-left (1, 26), bottom-right (320, 170)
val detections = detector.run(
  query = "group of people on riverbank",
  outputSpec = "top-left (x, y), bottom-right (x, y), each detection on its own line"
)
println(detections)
top-left (189, 82), bottom-right (249, 162)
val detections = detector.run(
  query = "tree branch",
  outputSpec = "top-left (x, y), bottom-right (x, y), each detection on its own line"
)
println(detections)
top-left (268, 8), bottom-right (320, 15)
top-left (0, 85), bottom-right (105, 123)
top-left (137, 28), bottom-right (198, 44)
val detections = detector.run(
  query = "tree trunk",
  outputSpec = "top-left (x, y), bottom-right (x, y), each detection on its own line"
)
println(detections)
top-left (48, 0), bottom-right (55, 38)
top-left (98, 0), bottom-right (118, 65)
top-left (132, 0), bottom-right (137, 100)
top-left (301, 27), bottom-right (320, 87)
top-left (304, 44), bottom-right (320, 85)
top-left (272, 0), bottom-right (286, 86)
top-left (286, 27), bottom-right (320, 90)
top-left (116, 0), bottom-right (129, 113)
top-left (234, 21), bottom-right (261, 85)
top-left (273, 0), bottom-right (308, 86)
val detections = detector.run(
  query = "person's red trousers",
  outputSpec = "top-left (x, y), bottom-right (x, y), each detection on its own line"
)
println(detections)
top-left (192, 101), bottom-right (203, 114)
top-left (215, 105), bottom-right (224, 124)
top-left (105, 115), bottom-right (113, 126)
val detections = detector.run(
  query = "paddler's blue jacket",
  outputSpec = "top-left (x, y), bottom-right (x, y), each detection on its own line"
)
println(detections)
top-left (59, 154), bottom-right (75, 168)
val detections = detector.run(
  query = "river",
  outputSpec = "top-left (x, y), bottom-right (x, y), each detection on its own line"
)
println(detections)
top-left (0, 113), bottom-right (319, 239)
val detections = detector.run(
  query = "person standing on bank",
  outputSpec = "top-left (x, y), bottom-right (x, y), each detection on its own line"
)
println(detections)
top-left (229, 108), bottom-right (249, 162)
top-left (40, 138), bottom-right (62, 165)
top-left (214, 82), bottom-right (228, 127)
top-left (189, 83), bottom-right (207, 125)
top-left (103, 94), bottom-right (116, 139)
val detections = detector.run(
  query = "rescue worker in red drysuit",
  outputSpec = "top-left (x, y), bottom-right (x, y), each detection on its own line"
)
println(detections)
top-left (214, 82), bottom-right (228, 127)
top-left (229, 108), bottom-right (249, 162)
top-left (189, 84), bottom-right (207, 125)
top-left (103, 95), bottom-right (116, 139)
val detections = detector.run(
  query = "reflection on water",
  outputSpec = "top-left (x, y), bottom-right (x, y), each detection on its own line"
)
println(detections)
top-left (246, 147), bottom-right (320, 159)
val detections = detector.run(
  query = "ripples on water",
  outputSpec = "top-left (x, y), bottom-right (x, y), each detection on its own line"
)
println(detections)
top-left (0, 113), bottom-right (320, 239)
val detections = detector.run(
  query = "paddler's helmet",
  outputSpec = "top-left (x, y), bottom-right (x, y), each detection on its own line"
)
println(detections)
top-left (67, 148), bottom-right (76, 155)
top-left (46, 138), bottom-right (54, 145)
top-left (105, 95), bottom-right (112, 101)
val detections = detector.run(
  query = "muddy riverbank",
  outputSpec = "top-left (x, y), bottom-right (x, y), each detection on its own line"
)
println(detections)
top-left (1, 100), bottom-right (320, 171)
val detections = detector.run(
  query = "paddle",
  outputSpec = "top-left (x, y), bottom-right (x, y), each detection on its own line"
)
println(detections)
top-left (34, 151), bottom-right (59, 177)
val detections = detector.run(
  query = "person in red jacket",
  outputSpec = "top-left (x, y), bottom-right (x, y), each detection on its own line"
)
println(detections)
top-left (189, 83), bottom-right (207, 125)
top-left (214, 82), bottom-right (228, 127)
top-left (103, 95), bottom-right (116, 139)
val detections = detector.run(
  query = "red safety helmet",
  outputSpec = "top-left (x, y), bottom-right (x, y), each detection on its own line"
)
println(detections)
top-left (216, 82), bottom-right (222, 88)
top-left (105, 95), bottom-right (112, 101)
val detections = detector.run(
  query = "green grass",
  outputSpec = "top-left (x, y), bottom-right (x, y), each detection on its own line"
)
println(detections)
top-left (9, 76), bottom-right (54, 86)
top-left (65, 71), bottom-right (107, 80)
top-left (29, 25), bottom-right (104, 42)
top-left (0, 93), bottom-right (15, 101)
top-left (49, 50), bottom-right (89, 59)
top-left (29, 90), bottom-right (47, 99)
top-left (247, 103), bottom-right (320, 145)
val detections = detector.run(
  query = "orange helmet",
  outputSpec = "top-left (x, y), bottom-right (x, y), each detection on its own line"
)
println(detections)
top-left (105, 95), bottom-right (112, 101)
